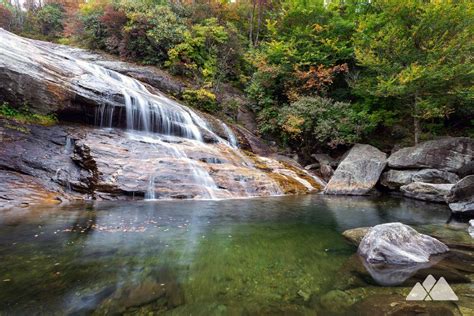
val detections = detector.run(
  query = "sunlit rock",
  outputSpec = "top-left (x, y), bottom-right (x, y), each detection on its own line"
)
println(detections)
top-left (324, 144), bottom-right (387, 195)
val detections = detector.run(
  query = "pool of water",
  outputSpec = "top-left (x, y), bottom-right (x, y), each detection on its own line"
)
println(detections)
top-left (0, 195), bottom-right (468, 314)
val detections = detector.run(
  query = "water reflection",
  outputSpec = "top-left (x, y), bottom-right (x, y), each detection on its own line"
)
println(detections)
top-left (0, 195), bottom-right (461, 314)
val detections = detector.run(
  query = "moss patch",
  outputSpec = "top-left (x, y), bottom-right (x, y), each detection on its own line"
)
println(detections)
top-left (0, 103), bottom-right (57, 126)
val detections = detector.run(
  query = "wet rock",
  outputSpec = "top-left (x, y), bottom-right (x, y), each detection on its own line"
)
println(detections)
top-left (325, 144), bottom-right (387, 195)
top-left (342, 227), bottom-right (370, 246)
top-left (0, 170), bottom-right (63, 210)
top-left (358, 223), bottom-right (449, 264)
top-left (446, 175), bottom-right (474, 213)
top-left (400, 182), bottom-right (454, 202)
top-left (319, 290), bottom-right (353, 314)
top-left (0, 29), bottom-right (125, 118)
top-left (352, 294), bottom-right (459, 316)
top-left (387, 137), bottom-right (474, 174)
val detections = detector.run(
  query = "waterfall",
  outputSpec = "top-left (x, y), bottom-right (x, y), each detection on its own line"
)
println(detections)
top-left (71, 51), bottom-right (316, 200)
top-left (221, 123), bottom-right (238, 148)
top-left (0, 28), bottom-right (325, 201)
top-left (77, 60), bottom-right (203, 141)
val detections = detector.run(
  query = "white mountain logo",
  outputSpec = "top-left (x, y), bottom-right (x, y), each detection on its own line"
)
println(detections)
top-left (406, 275), bottom-right (458, 301)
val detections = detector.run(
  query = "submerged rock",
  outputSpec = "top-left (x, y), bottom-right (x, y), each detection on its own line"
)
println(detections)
top-left (387, 137), bottom-right (474, 174)
top-left (400, 182), bottom-right (454, 203)
top-left (358, 223), bottom-right (449, 264)
top-left (325, 144), bottom-right (387, 195)
top-left (446, 175), bottom-right (474, 213)
top-left (342, 227), bottom-right (370, 246)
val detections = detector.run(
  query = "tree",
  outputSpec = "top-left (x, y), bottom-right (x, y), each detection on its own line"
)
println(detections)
top-left (166, 18), bottom-right (229, 85)
top-left (353, 0), bottom-right (473, 144)
top-left (36, 4), bottom-right (65, 37)
top-left (0, 3), bottom-right (13, 30)
top-left (278, 96), bottom-right (375, 149)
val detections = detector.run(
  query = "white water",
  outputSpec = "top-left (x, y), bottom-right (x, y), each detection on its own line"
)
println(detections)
top-left (221, 123), bottom-right (238, 148)
top-left (0, 28), bottom-right (323, 200)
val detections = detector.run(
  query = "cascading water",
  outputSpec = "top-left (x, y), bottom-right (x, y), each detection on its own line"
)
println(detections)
top-left (73, 59), bottom-right (323, 199)
top-left (78, 60), bottom-right (204, 141)
top-left (0, 25), bottom-right (323, 200)
top-left (221, 123), bottom-right (238, 148)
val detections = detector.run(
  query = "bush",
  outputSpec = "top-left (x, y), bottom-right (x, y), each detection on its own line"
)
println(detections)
top-left (121, 5), bottom-right (185, 65)
top-left (0, 102), bottom-right (57, 126)
top-left (36, 4), bottom-right (64, 38)
top-left (278, 97), bottom-right (377, 149)
top-left (182, 88), bottom-right (219, 114)
top-left (0, 4), bottom-right (13, 30)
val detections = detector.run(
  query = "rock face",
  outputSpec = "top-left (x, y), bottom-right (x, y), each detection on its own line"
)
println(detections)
top-left (380, 170), bottom-right (418, 190)
top-left (358, 223), bottom-right (449, 264)
top-left (445, 175), bottom-right (474, 213)
top-left (381, 169), bottom-right (459, 190)
top-left (0, 29), bottom-right (325, 207)
top-left (325, 144), bottom-right (387, 195)
top-left (0, 120), bottom-right (323, 207)
top-left (400, 182), bottom-right (454, 203)
top-left (387, 137), bottom-right (474, 173)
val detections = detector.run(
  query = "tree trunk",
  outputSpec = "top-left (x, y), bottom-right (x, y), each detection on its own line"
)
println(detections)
top-left (413, 115), bottom-right (420, 145)
top-left (255, 0), bottom-right (263, 45)
top-left (413, 93), bottom-right (420, 145)
top-left (249, 0), bottom-right (257, 46)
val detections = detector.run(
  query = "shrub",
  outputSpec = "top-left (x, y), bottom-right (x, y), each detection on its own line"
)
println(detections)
top-left (182, 88), bottom-right (219, 114)
top-left (0, 102), bottom-right (57, 126)
top-left (0, 4), bottom-right (13, 30)
top-left (278, 96), bottom-right (377, 149)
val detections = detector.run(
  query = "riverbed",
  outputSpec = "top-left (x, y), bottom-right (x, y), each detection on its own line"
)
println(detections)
top-left (0, 195), bottom-right (472, 315)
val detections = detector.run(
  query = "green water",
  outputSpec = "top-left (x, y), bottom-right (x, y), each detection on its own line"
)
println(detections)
top-left (0, 195), bottom-right (461, 314)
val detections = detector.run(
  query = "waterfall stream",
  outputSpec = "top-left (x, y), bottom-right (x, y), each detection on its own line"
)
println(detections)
top-left (0, 27), bottom-right (323, 200)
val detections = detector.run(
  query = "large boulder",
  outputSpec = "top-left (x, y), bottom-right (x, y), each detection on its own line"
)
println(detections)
top-left (325, 144), bottom-right (387, 195)
top-left (412, 169), bottom-right (459, 184)
top-left (358, 223), bottom-right (449, 264)
top-left (387, 137), bottom-right (474, 174)
top-left (400, 182), bottom-right (454, 202)
top-left (445, 175), bottom-right (474, 213)
top-left (380, 170), bottom-right (419, 190)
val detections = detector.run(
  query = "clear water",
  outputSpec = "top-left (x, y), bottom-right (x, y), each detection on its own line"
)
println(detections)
top-left (0, 195), bottom-right (458, 314)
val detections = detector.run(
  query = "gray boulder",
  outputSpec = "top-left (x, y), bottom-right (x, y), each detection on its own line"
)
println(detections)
top-left (412, 169), bottom-right (459, 184)
top-left (445, 175), bottom-right (474, 213)
top-left (311, 153), bottom-right (339, 168)
top-left (380, 170), bottom-right (418, 190)
top-left (400, 182), bottom-right (454, 202)
top-left (358, 223), bottom-right (449, 264)
top-left (388, 137), bottom-right (474, 174)
top-left (380, 169), bottom-right (459, 190)
top-left (325, 144), bottom-right (387, 195)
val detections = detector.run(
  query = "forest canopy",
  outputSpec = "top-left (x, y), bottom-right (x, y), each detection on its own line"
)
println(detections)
top-left (1, 0), bottom-right (473, 153)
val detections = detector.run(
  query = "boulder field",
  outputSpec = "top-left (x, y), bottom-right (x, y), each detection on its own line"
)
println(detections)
top-left (320, 137), bottom-right (473, 214)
